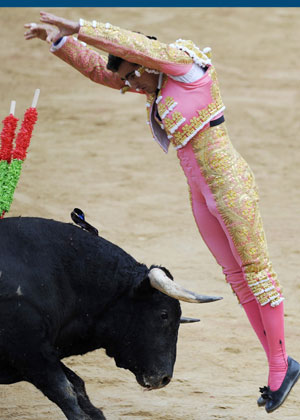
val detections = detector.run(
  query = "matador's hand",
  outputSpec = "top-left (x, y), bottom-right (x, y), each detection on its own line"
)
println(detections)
top-left (39, 11), bottom-right (80, 43)
top-left (24, 23), bottom-right (59, 43)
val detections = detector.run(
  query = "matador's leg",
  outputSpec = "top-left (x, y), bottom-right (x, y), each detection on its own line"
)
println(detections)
top-left (178, 123), bottom-right (287, 391)
top-left (178, 141), bottom-right (270, 359)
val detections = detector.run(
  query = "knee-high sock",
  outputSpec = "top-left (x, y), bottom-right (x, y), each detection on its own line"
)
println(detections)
top-left (242, 299), bottom-right (270, 360)
top-left (228, 278), bottom-right (287, 391)
top-left (259, 302), bottom-right (288, 391)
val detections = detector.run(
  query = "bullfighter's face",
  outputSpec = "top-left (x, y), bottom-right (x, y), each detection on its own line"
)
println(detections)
top-left (117, 60), bottom-right (159, 94)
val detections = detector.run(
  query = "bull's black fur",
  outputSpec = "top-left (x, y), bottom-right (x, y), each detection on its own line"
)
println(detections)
top-left (0, 217), bottom-right (181, 420)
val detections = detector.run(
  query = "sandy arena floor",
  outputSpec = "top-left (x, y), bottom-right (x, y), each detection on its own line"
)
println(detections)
top-left (0, 7), bottom-right (300, 420)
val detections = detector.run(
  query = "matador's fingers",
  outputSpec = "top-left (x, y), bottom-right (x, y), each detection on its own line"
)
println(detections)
top-left (24, 22), bottom-right (37, 29)
top-left (39, 11), bottom-right (79, 41)
top-left (40, 11), bottom-right (60, 25)
top-left (24, 23), bottom-right (38, 39)
top-left (24, 22), bottom-right (54, 42)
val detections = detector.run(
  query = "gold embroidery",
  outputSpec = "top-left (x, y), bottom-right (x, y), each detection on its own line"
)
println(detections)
top-left (165, 96), bottom-right (176, 109)
top-left (170, 39), bottom-right (211, 67)
top-left (55, 37), bottom-right (124, 89)
top-left (158, 102), bottom-right (168, 117)
top-left (157, 96), bottom-right (177, 119)
top-left (191, 124), bottom-right (283, 307)
top-left (164, 111), bottom-right (184, 131)
top-left (156, 66), bottom-right (224, 149)
top-left (80, 21), bottom-right (193, 67)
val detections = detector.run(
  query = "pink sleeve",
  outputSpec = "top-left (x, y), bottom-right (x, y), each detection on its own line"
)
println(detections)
top-left (78, 20), bottom-right (194, 77)
top-left (51, 36), bottom-right (126, 90)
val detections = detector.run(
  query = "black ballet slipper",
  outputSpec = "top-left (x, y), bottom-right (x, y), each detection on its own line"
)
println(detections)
top-left (257, 386), bottom-right (268, 407)
top-left (264, 357), bottom-right (300, 413)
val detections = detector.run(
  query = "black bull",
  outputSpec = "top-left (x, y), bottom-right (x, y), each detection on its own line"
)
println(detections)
top-left (0, 217), bottom-right (221, 420)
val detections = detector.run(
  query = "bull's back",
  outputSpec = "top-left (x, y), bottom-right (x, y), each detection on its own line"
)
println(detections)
top-left (0, 216), bottom-right (141, 308)
top-left (0, 218), bottom-right (80, 317)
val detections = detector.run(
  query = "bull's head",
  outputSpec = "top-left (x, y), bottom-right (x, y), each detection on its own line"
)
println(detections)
top-left (107, 266), bottom-right (222, 391)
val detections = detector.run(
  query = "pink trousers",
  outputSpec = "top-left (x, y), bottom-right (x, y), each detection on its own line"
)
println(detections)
top-left (177, 123), bottom-right (288, 390)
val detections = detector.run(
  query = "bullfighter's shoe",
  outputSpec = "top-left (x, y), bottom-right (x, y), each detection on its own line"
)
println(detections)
top-left (264, 357), bottom-right (300, 413)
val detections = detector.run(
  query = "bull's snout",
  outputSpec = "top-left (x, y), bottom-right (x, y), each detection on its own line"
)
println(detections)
top-left (139, 373), bottom-right (172, 390)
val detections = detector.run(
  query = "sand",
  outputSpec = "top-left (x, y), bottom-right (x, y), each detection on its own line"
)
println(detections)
top-left (0, 7), bottom-right (300, 420)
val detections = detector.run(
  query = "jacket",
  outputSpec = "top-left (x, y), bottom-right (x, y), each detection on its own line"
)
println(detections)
top-left (52, 20), bottom-right (225, 152)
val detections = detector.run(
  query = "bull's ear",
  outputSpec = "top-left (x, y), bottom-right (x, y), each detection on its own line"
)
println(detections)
top-left (131, 276), bottom-right (153, 299)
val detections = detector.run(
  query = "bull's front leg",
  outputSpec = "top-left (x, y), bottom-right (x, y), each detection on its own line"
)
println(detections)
top-left (1, 304), bottom-right (94, 420)
top-left (61, 363), bottom-right (106, 420)
top-left (26, 363), bottom-right (92, 420)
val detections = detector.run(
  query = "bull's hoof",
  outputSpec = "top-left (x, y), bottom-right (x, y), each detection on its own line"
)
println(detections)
top-left (90, 411), bottom-right (106, 420)
top-left (89, 413), bottom-right (106, 420)
top-left (79, 405), bottom-right (106, 419)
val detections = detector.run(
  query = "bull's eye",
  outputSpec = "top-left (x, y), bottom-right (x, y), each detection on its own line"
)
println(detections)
top-left (161, 311), bottom-right (168, 320)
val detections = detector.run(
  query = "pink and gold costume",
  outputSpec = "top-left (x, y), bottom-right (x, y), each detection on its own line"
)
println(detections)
top-left (51, 20), bottom-right (288, 391)
top-left (52, 22), bottom-right (282, 307)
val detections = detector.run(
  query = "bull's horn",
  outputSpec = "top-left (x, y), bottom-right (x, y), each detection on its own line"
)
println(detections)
top-left (180, 317), bottom-right (200, 323)
top-left (148, 268), bottom-right (223, 303)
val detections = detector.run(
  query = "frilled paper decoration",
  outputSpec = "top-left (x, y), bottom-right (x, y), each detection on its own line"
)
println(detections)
top-left (12, 108), bottom-right (38, 161)
top-left (0, 90), bottom-right (39, 218)
top-left (0, 114), bottom-right (18, 162)
top-left (0, 159), bottom-right (23, 215)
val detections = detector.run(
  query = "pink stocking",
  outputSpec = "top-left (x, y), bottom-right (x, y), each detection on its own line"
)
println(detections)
top-left (259, 302), bottom-right (288, 391)
top-left (242, 299), bottom-right (269, 360)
